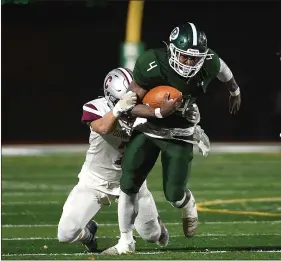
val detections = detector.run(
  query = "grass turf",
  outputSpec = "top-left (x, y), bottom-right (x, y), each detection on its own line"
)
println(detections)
top-left (2, 152), bottom-right (281, 259)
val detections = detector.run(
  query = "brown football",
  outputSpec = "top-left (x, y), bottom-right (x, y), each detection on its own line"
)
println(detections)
top-left (142, 85), bottom-right (182, 108)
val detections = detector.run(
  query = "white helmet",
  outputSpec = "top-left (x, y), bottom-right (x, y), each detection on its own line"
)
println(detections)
top-left (103, 67), bottom-right (133, 109)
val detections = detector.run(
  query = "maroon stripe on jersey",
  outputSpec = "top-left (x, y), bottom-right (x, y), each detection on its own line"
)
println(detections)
top-left (116, 68), bottom-right (130, 86)
top-left (81, 104), bottom-right (102, 123)
top-left (84, 103), bottom-right (97, 110)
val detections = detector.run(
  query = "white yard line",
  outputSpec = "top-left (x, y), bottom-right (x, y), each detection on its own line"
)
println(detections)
top-left (2, 190), bottom-right (252, 197)
top-left (2, 233), bottom-right (281, 241)
top-left (2, 250), bottom-right (281, 257)
top-left (1, 210), bottom-right (167, 216)
top-left (2, 220), bottom-right (281, 228)
top-left (2, 143), bottom-right (281, 156)
top-left (2, 192), bottom-right (69, 197)
top-left (2, 201), bottom-right (61, 205)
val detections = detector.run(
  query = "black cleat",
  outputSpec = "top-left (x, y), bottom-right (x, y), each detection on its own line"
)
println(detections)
top-left (83, 220), bottom-right (98, 252)
top-left (157, 216), bottom-right (169, 246)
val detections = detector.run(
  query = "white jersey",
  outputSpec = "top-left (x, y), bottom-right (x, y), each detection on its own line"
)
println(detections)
top-left (79, 97), bottom-right (131, 188)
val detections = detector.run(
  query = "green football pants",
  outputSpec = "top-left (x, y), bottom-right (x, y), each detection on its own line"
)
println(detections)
top-left (120, 131), bottom-right (193, 204)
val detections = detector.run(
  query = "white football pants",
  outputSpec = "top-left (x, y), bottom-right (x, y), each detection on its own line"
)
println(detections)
top-left (57, 178), bottom-right (160, 243)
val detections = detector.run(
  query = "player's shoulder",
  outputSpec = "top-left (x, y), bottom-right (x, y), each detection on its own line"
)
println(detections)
top-left (137, 48), bottom-right (158, 62)
top-left (203, 48), bottom-right (221, 76)
top-left (83, 97), bottom-right (110, 116)
top-left (134, 48), bottom-right (166, 77)
top-left (137, 48), bottom-right (166, 65)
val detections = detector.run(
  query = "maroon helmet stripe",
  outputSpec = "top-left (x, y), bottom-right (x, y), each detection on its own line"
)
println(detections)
top-left (124, 68), bottom-right (133, 78)
top-left (116, 68), bottom-right (132, 85)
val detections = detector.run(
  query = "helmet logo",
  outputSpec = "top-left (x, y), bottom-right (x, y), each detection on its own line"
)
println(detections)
top-left (187, 48), bottom-right (199, 54)
top-left (169, 27), bottom-right (179, 41)
top-left (104, 75), bottom-right (112, 89)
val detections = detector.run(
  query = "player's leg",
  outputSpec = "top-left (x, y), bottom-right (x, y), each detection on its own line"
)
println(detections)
top-left (160, 140), bottom-right (198, 237)
top-left (134, 180), bottom-right (169, 246)
top-left (57, 179), bottom-right (110, 251)
top-left (102, 132), bottom-right (160, 255)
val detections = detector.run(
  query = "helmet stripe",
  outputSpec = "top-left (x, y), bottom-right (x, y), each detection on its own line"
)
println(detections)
top-left (117, 67), bottom-right (133, 85)
top-left (124, 68), bottom-right (133, 79)
top-left (188, 22), bottom-right (197, 46)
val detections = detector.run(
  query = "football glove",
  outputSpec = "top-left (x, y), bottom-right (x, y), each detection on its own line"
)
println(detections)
top-left (184, 103), bottom-right (201, 124)
top-left (112, 91), bottom-right (137, 117)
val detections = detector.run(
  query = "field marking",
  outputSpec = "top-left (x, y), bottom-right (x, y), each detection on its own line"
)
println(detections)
top-left (2, 250), bottom-right (281, 257)
top-left (1, 181), bottom-right (73, 191)
top-left (197, 197), bottom-right (281, 217)
top-left (2, 201), bottom-right (62, 206)
top-left (2, 143), bottom-right (281, 156)
top-left (2, 190), bottom-right (260, 197)
top-left (3, 233), bottom-right (281, 241)
top-left (2, 220), bottom-right (281, 228)
top-left (1, 209), bottom-right (167, 216)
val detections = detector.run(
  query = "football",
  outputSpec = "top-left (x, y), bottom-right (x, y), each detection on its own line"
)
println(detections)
top-left (142, 85), bottom-right (182, 108)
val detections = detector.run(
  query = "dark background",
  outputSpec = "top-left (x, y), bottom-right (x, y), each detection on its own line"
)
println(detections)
top-left (2, 0), bottom-right (281, 144)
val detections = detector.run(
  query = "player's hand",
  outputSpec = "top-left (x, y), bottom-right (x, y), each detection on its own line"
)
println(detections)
top-left (112, 91), bottom-right (137, 117)
top-left (184, 103), bottom-right (201, 124)
top-left (229, 93), bottom-right (241, 114)
top-left (160, 92), bottom-right (183, 117)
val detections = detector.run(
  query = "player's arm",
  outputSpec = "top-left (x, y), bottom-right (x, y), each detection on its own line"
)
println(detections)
top-left (89, 111), bottom-right (118, 135)
top-left (82, 92), bottom-right (137, 135)
top-left (217, 58), bottom-right (241, 114)
top-left (129, 81), bottom-right (182, 118)
top-left (128, 81), bottom-right (155, 118)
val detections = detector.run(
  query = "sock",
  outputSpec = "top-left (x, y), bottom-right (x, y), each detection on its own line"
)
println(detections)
top-left (118, 191), bottom-right (138, 244)
top-left (181, 191), bottom-right (197, 218)
top-left (134, 184), bottom-right (161, 242)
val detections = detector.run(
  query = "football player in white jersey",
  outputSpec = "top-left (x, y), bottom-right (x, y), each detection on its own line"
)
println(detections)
top-left (57, 67), bottom-right (169, 253)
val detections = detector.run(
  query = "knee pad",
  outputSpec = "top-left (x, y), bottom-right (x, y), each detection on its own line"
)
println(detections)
top-left (57, 219), bottom-right (82, 243)
top-left (169, 190), bottom-right (190, 209)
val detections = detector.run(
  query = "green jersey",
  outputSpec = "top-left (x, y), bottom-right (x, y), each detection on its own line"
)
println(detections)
top-left (133, 48), bottom-right (221, 128)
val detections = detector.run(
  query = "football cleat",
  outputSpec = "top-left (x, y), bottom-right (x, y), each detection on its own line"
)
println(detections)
top-left (181, 190), bottom-right (198, 237)
top-left (101, 240), bottom-right (135, 255)
top-left (83, 220), bottom-right (98, 252)
top-left (156, 217), bottom-right (169, 246)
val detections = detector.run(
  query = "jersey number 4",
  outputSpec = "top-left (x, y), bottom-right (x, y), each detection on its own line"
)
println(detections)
top-left (147, 61), bottom-right (158, 72)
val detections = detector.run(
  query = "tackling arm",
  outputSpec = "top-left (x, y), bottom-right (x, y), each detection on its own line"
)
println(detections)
top-left (129, 81), bottom-right (156, 118)
top-left (84, 91), bottom-right (137, 135)
top-left (90, 112), bottom-right (118, 135)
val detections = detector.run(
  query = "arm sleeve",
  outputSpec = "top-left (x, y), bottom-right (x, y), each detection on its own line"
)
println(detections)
top-left (216, 58), bottom-right (233, 82)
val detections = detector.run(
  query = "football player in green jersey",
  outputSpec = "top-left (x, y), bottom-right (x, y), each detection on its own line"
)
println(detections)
top-left (102, 22), bottom-right (241, 255)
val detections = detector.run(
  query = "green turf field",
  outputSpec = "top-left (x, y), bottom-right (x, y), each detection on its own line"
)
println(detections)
top-left (2, 151), bottom-right (281, 260)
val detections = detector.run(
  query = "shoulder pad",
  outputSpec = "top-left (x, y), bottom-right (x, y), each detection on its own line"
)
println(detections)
top-left (204, 48), bottom-right (220, 77)
top-left (133, 49), bottom-right (163, 90)
top-left (134, 49), bottom-right (162, 77)
top-left (83, 98), bottom-right (109, 117)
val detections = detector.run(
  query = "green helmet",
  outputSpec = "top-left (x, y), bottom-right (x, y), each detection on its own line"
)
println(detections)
top-left (168, 22), bottom-right (209, 78)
